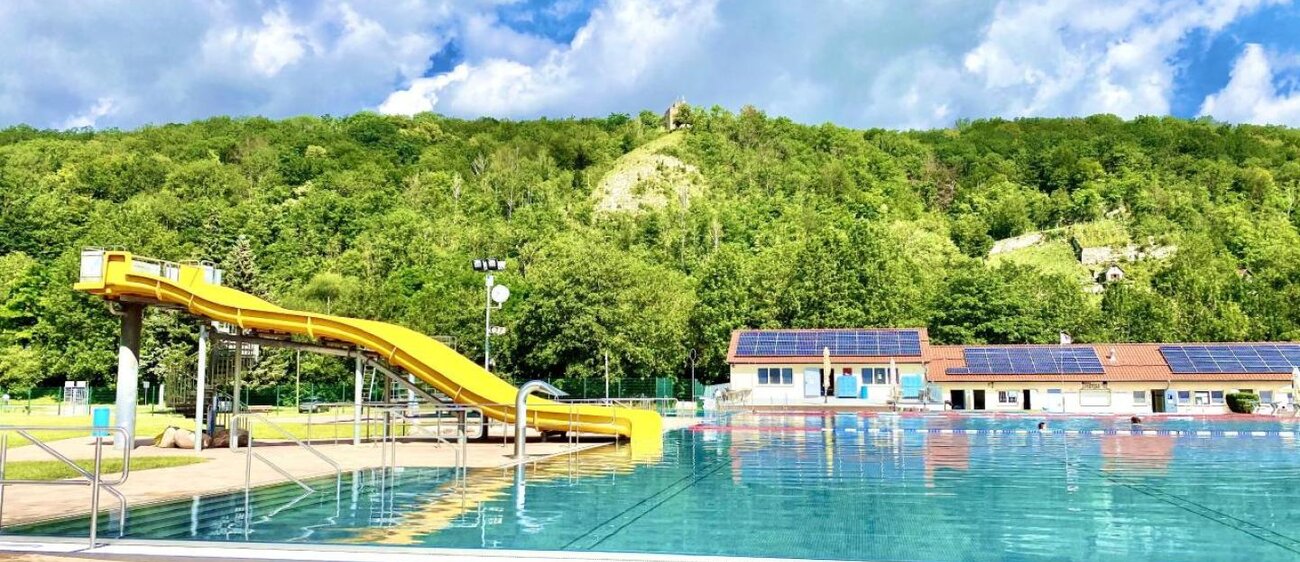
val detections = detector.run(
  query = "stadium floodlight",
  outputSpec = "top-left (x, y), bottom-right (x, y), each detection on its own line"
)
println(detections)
top-left (472, 257), bottom-right (510, 370)
top-left (472, 258), bottom-right (506, 272)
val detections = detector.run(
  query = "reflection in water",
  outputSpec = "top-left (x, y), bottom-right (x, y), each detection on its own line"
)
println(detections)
top-left (924, 433), bottom-right (970, 487)
top-left (16, 413), bottom-right (1300, 561)
top-left (346, 443), bottom-right (646, 545)
top-left (1101, 434), bottom-right (1175, 474)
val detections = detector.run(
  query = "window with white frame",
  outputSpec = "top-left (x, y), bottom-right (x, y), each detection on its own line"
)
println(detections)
top-left (757, 367), bottom-right (793, 385)
top-left (1132, 390), bottom-right (1147, 404)
top-left (1260, 390), bottom-right (1275, 403)
top-left (873, 368), bottom-right (888, 385)
top-left (1210, 390), bottom-right (1225, 405)
top-left (1177, 391), bottom-right (1191, 405)
top-left (997, 390), bottom-right (1018, 404)
top-left (1194, 391), bottom-right (1210, 406)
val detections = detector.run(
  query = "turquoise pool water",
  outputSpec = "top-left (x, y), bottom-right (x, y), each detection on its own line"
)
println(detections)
top-left (11, 412), bottom-right (1300, 561)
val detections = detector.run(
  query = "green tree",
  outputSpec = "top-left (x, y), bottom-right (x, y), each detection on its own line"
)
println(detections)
top-left (1098, 283), bottom-right (1177, 342)
top-left (300, 272), bottom-right (352, 314)
top-left (508, 234), bottom-right (695, 383)
top-left (222, 234), bottom-right (264, 296)
top-left (949, 214), bottom-right (994, 257)
top-left (0, 344), bottom-right (42, 392)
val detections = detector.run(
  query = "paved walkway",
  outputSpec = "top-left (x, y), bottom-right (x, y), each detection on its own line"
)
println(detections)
top-left (1, 417), bottom-right (700, 527)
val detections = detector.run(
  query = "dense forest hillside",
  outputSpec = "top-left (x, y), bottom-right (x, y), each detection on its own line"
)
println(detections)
top-left (2, 108), bottom-right (1300, 391)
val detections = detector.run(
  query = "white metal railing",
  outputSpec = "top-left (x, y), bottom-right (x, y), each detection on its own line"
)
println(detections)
top-left (560, 397), bottom-right (679, 412)
top-left (0, 426), bottom-right (130, 548)
top-left (78, 248), bottom-right (225, 286)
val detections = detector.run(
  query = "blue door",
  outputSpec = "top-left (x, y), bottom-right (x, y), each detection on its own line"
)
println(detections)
top-left (803, 368), bottom-right (822, 397)
top-left (901, 374), bottom-right (923, 399)
top-left (1164, 390), bottom-right (1178, 413)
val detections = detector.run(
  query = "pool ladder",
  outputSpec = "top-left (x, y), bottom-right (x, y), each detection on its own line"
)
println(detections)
top-left (229, 413), bottom-right (341, 494)
top-left (372, 405), bottom-right (469, 487)
top-left (0, 425), bottom-right (131, 549)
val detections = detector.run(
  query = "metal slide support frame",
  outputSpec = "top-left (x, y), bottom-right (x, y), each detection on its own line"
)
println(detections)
top-left (514, 380), bottom-right (567, 459)
top-left (194, 324), bottom-right (208, 453)
top-left (353, 351), bottom-right (364, 446)
top-left (232, 339), bottom-right (242, 438)
top-left (114, 303), bottom-right (144, 450)
top-left (367, 359), bottom-right (443, 406)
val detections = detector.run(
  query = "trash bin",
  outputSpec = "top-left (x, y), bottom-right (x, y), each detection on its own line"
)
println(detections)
top-left (92, 407), bottom-right (110, 438)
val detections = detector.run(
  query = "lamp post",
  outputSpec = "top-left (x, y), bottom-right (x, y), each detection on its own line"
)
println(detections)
top-left (688, 349), bottom-right (698, 402)
top-left (472, 258), bottom-right (509, 371)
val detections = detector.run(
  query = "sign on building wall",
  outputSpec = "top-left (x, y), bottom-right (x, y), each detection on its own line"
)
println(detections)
top-left (1080, 389), bottom-right (1112, 407)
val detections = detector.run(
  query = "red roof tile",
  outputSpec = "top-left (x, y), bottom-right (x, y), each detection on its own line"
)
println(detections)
top-left (926, 343), bottom-right (1293, 382)
top-left (728, 329), bottom-right (1298, 382)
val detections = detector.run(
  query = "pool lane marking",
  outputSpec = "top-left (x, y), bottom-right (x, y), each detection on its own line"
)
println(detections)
top-left (1088, 468), bottom-right (1300, 555)
top-left (1040, 447), bottom-right (1300, 555)
top-left (561, 458), bottom-right (733, 552)
top-left (690, 426), bottom-right (1292, 438)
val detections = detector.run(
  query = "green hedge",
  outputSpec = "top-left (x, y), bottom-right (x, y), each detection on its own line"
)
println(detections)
top-left (1225, 392), bottom-right (1259, 414)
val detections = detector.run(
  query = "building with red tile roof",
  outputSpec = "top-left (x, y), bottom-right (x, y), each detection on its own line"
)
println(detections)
top-left (727, 328), bottom-right (1299, 414)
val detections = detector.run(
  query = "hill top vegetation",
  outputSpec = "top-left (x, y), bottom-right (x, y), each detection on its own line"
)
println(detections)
top-left (2, 108), bottom-right (1299, 392)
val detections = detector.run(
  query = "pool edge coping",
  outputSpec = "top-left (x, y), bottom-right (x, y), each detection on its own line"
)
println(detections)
top-left (0, 536), bottom-right (857, 562)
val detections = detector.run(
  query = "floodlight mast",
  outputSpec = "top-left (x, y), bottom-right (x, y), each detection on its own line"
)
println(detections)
top-left (472, 257), bottom-right (508, 371)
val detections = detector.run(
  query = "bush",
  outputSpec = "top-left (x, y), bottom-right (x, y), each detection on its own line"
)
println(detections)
top-left (1225, 392), bottom-right (1259, 414)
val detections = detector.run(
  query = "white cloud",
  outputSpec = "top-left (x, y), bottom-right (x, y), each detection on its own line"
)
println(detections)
top-left (58, 97), bottom-right (117, 129)
top-left (946, 0), bottom-right (1281, 122)
top-left (241, 8), bottom-right (306, 76)
top-left (380, 0), bottom-right (1283, 129)
top-left (204, 8), bottom-right (309, 77)
top-left (378, 63), bottom-right (471, 115)
top-left (0, 0), bottom-right (453, 128)
top-left (0, 0), bottom-right (1291, 130)
top-left (381, 0), bottom-right (717, 118)
top-left (1200, 43), bottom-right (1300, 126)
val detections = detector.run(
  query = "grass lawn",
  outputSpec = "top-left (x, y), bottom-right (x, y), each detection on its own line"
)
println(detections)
top-left (4, 456), bottom-right (206, 481)
top-left (2, 404), bottom-right (403, 447)
top-left (0, 408), bottom-right (195, 448)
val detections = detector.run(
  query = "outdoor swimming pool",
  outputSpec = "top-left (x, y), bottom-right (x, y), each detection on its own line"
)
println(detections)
top-left (12, 412), bottom-right (1300, 561)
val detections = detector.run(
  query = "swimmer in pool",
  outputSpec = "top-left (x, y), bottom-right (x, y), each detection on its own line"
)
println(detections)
top-left (1037, 421), bottom-right (1047, 431)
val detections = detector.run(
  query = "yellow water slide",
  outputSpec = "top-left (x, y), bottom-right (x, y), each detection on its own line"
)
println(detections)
top-left (74, 251), bottom-right (662, 456)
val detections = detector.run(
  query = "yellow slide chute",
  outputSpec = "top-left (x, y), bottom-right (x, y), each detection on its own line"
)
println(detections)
top-left (75, 251), bottom-right (662, 456)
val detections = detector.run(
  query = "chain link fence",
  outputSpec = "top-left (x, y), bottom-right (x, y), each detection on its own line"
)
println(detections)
top-left (4, 375), bottom-right (709, 415)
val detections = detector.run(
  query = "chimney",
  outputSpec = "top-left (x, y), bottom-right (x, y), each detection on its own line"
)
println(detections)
top-left (1108, 347), bottom-right (1118, 363)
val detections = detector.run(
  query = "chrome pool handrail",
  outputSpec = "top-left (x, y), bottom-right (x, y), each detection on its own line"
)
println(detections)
top-left (229, 413), bottom-right (340, 495)
top-left (0, 425), bottom-right (130, 549)
top-left (366, 404), bottom-right (470, 487)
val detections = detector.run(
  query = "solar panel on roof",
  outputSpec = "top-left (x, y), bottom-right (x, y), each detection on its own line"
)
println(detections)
top-left (734, 330), bottom-right (923, 357)
top-left (947, 346), bottom-right (1104, 375)
top-left (1160, 344), bottom-right (1300, 374)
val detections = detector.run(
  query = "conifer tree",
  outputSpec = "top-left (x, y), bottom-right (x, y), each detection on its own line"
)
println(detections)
top-left (222, 234), bottom-right (263, 296)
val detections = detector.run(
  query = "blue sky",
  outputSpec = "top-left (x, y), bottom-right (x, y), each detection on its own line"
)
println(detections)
top-left (1, 0), bottom-right (1299, 130)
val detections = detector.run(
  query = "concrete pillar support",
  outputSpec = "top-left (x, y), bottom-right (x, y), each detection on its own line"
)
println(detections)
top-left (113, 303), bottom-right (144, 450)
